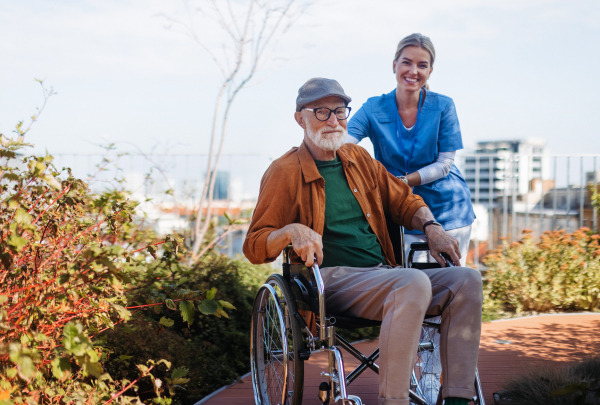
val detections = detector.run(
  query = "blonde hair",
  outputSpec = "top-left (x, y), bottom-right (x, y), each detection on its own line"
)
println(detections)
top-left (394, 33), bottom-right (435, 89)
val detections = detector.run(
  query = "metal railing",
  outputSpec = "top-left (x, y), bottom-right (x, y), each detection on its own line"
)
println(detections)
top-left (457, 153), bottom-right (599, 268)
top-left (47, 152), bottom-right (600, 266)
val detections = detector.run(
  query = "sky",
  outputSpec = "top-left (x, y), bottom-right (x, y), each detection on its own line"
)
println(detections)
top-left (1, 0), bottom-right (600, 161)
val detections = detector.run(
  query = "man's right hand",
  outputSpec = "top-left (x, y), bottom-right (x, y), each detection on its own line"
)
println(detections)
top-left (284, 224), bottom-right (323, 267)
top-left (265, 223), bottom-right (323, 267)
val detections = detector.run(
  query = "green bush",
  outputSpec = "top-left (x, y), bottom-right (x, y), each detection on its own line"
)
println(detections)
top-left (496, 357), bottom-right (600, 405)
top-left (483, 228), bottom-right (600, 315)
top-left (104, 255), bottom-right (273, 404)
top-left (0, 134), bottom-right (247, 404)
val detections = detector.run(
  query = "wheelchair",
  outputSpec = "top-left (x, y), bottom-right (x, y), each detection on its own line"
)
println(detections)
top-left (250, 233), bottom-right (485, 405)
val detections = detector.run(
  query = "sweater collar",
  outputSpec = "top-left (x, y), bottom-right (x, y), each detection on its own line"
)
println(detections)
top-left (298, 141), bottom-right (356, 183)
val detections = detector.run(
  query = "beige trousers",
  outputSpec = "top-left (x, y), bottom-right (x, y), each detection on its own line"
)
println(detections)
top-left (320, 265), bottom-right (483, 405)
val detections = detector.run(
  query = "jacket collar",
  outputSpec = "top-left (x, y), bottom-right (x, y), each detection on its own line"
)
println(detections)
top-left (298, 141), bottom-right (322, 183)
top-left (297, 141), bottom-right (357, 183)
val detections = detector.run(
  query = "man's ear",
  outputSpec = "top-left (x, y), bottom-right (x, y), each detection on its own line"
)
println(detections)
top-left (294, 111), bottom-right (305, 129)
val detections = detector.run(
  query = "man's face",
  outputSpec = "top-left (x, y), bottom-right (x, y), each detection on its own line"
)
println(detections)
top-left (295, 96), bottom-right (348, 153)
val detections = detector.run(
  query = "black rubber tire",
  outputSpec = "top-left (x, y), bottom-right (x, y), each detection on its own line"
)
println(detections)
top-left (251, 274), bottom-right (304, 405)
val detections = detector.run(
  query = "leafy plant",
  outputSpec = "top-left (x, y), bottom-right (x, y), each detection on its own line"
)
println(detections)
top-left (483, 228), bottom-right (600, 314)
top-left (0, 133), bottom-right (234, 403)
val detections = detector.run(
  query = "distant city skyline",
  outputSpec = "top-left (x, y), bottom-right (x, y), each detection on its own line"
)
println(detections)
top-left (1, 0), bottom-right (600, 160)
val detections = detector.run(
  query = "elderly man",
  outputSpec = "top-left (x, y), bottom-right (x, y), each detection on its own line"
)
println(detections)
top-left (243, 78), bottom-right (482, 405)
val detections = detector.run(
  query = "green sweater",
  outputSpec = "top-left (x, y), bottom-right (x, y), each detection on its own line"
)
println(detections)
top-left (315, 157), bottom-right (386, 268)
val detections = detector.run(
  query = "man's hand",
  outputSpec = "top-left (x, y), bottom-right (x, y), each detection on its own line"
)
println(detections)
top-left (425, 225), bottom-right (461, 267)
top-left (265, 223), bottom-right (323, 267)
top-left (285, 224), bottom-right (323, 267)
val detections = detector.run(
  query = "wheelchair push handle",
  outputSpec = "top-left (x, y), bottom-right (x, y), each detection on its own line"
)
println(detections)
top-left (408, 242), bottom-right (455, 268)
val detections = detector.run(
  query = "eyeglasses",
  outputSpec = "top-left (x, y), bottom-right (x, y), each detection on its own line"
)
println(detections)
top-left (301, 106), bottom-right (351, 122)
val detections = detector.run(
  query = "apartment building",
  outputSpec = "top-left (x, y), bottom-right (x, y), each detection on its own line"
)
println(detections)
top-left (461, 139), bottom-right (547, 207)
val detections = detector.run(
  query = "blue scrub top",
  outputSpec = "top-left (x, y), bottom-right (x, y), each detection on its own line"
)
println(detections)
top-left (348, 88), bottom-right (475, 234)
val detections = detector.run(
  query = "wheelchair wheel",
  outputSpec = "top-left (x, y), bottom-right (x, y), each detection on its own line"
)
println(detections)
top-left (412, 318), bottom-right (485, 405)
top-left (251, 274), bottom-right (304, 405)
top-left (411, 320), bottom-right (442, 405)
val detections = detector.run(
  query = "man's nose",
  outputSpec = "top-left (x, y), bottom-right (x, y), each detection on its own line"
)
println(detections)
top-left (326, 112), bottom-right (339, 127)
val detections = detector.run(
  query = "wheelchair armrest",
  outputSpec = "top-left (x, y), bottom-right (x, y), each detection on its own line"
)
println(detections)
top-left (410, 242), bottom-right (431, 251)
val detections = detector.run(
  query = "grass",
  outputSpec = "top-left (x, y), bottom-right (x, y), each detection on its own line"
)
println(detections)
top-left (495, 357), bottom-right (600, 404)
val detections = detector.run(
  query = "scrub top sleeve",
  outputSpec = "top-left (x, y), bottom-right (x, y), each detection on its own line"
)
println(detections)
top-left (347, 103), bottom-right (371, 143)
top-left (438, 99), bottom-right (464, 152)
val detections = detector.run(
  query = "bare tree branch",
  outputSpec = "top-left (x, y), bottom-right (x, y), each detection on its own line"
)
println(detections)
top-left (160, 0), bottom-right (311, 258)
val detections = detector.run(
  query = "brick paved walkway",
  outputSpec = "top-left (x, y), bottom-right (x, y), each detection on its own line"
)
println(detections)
top-left (200, 314), bottom-right (600, 405)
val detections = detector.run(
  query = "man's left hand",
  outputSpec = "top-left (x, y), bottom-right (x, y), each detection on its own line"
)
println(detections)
top-left (425, 225), bottom-right (461, 267)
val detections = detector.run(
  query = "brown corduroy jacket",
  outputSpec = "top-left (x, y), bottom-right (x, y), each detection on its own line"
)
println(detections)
top-left (243, 141), bottom-right (428, 266)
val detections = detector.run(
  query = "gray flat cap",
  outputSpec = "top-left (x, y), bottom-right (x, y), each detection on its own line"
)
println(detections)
top-left (296, 78), bottom-right (352, 112)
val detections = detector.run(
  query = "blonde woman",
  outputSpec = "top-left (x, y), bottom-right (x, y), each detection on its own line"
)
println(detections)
top-left (347, 33), bottom-right (475, 267)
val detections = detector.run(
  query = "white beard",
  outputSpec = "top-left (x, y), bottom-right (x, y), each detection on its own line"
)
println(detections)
top-left (306, 124), bottom-right (347, 152)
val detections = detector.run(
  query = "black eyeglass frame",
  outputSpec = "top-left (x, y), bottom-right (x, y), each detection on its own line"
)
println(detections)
top-left (300, 106), bottom-right (352, 122)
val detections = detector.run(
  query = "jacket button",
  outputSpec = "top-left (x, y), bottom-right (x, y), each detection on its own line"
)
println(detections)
top-left (353, 189), bottom-right (357, 192)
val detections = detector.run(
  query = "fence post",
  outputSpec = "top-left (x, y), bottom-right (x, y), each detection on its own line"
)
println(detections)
top-left (566, 157), bottom-right (571, 232)
top-left (594, 157), bottom-right (598, 232)
top-left (552, 157), bottom-right (558, 230)
top-left (488, 156), bottom-right (494, 251)
top-left (474, 156), bottom-right (480, 269)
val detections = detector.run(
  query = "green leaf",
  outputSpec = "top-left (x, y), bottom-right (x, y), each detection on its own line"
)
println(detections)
top-left (51, 357), bottom-right (71, 380)
top-left (57, 273), bottom-right (70, 285)
top-left (3, 173), bottom-right (19, 181)
top-left (170, 367), bottom-right (189, 380)
top-left (179, 301), bottom-right (195, 325)
top-left (199, 299), bottom-right (218, 315)
top-left (215, 308), bottom-right (229, 319)
top-left (218, 300), bottom-right (236, 310)
top-left (63, 323), bottom-right (82, 341)
top-left (14, 208), bottom-right (32, 226)
top-left (0, 296), bottom-right (7, 305)
top-left (118, 355), bottom-right (134, 361)
top-left (43, 174), bottom-right (61, 190)
top-left (82, 358), bottom-right (103, 378)
top-left (6, 368), bottom-right (17, 379)
top-left (112, 304), bottom-right (131, 321)
top-left (7, 233), bottom-right (27, 252)
top-left (165, 299), bottom-right (176, 310)
top-left (159, 317), bottom-right (175, 327)
top-left (171, 377), bottom-right (191, 385)
top-left (147, 245), bottom-right (157, 259)
top-left (206, 287), bottom-right (217, 300)
top-left (16, 355), bottom-right (36, 381)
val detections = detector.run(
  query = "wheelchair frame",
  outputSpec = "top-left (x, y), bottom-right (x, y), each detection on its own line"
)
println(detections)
top-left (250, 243), bottom-right (485, 405)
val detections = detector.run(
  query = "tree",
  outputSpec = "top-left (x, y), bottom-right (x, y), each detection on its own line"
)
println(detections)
top-left (160, 0), bottom-right (310, 258)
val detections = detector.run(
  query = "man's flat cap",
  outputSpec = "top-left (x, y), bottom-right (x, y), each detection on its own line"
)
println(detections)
top-left (296, 78), bottom-right (352, 112)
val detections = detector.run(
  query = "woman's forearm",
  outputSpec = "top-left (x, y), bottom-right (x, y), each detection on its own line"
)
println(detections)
top-left (415, 151), bottom-right (455, 185)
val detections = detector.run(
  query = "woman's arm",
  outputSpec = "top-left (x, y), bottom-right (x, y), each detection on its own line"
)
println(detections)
top-left (416, 151), bottom-right (455, 185)
top-left (346, 103), bottom-right (371, 144)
